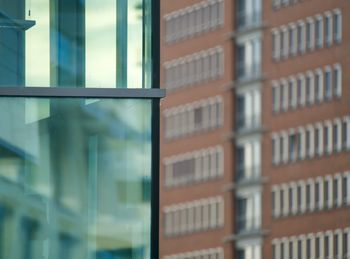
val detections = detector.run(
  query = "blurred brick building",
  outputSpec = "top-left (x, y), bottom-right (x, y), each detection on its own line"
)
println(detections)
top-left (159, 0), bottom-right (350, 258)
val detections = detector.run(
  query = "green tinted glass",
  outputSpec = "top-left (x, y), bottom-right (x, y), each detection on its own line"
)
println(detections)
top-left (0, 0), bottom-right (152, 88)
top-left (0, 97), bottom-right (152, 258)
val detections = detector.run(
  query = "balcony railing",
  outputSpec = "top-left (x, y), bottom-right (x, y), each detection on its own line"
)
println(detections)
top-left (236, 10), bottom-right (262, 31)
top-left (236, 166), bottom-right (261, 183)
top-left (236, 216), bottom-right (261, 233)
top-left (236, 62), bottom-right (261, 83)
top-left (236, 114), bottom-right (261, 132)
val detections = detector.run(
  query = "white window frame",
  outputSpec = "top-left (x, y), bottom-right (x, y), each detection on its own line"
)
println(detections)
top-left (333, 63), bottom-right (342, 97)
top-left (281, 79), bottom-right (289, 111)
top-left (306, 179), bottom-right (315, 211)
top-left (272, 81), bottom-right (281, 113)
top-left (344, 172), bottom-right (350, 205)
top-left (290, 182), bottom-right (298, 215)
top-left (180, 204), bottom-right (188, 234)
top-left (307, 234), bottom-right (316, 259)
top-left (289, 23), bottom-right (297, 56)
top-left (306, 71), bottom-right (315, 105)
top-left (345, 228), bottom-right (350, 259)
top-left (324, 66), bottom-right (333, 100)
top-left (316, 232), bottom-right (325, 259)
top-left (209, 0), bottom-right (219, 29)
top-left (273, 239), bottom-right (281, 259)
top-left (291, 236), bottom-right (298, 259)
top-left (282, 184), bottom-right (290, 216)
top-left (273, 0), bottom-right (281, 9)
top-left (306, 17), bottom-right (315, 51)
top-left (298, 181), bottom-right (306, 213)
top-left (217, 146), bottom-right (224, 177)
top-left (164, 14), bottom-right (173, 43)
top-left (194, 201), bottom-right (202, 231)
top-left (324, 11), bottom-right (333, 46)
top-left (315, 14), bottom-right (324, 48)
top-left (306, 125), bottom-right (315, 158)
top-left (215, 95), bottom-right (224, 127)
top-left (187, 202), bottom-right (195, 232)
top-left (209, 198), bottom-right (218, 228)
top-left (343, 116), bottom-right (350, 150)
top-left (299, 235), bottom-right (307, 259)
top-left (193, 151), bottom-right (201, 181)
top-left (324, 120), bottom-right (333, 155)
top-left (282, 131), bottom-right (289, 163)
top-left (333, 118), bottom-right (342, 152)
top-left (202, 200), bottom-right (210, 230)
top-left (187, 6), bottom-right (195, 37)
top-left (164, 158), bottom-right (173, 187)
top-left (325, 231), bottom-right (334, 259)
top-left (297, 21), bottom-right (306, 54)
top-left (289, 129), bottom-right (297, 162)
top-left (164, 207), bottom-right (172, 236)
top-left (218, 196), bottom-right (224, 226)
top-left (334, 173), bottom-right (343, 207)
top-left (334, 229), bottom-right (343, 259)
top-left (272, 29), bottom-right (281, 60)
top-left (298, 127), bottom-right (306, 160)
top-left (325, 175), bottom-right (334, 209)
top-left (316, 177), bottom-right (324, 210)
top-left (289, 77), bottom-right (298, 109)
top-left (218, 0), bottom-right (225, 26)
top-left (297, 74), bottom-right (306, 107)
top-left (314, 68), bottom-right (324, 102)
top-left (173, 206), bottom-right (180, 236)
top-left (282, 26), bottom-right (289, 58)
top-left (282, 237), bottom-right (289, 259)
top-left (272, 133), bottom-right (281, 165)
top-left (273, 185), bottom-right (281, 218)
top-left (315, 123), bottom-right (324, 156)
top-left (333, 9), bottom-right (342, 43)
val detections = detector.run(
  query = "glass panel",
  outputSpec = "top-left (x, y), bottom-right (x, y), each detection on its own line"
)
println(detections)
top-left (0, 0), bottom-right (152, 88)
top-left (0, 97), bottom-right (152, 259)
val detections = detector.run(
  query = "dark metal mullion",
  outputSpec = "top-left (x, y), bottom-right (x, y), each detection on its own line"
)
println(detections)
top-left (0, 87), bottom-right (165, 99)
top-left (150, 0), bottom-right (160, 257)
top-left (150, 98), bottom-right (160, 259)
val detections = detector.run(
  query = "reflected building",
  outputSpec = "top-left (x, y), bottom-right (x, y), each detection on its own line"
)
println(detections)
top-left (160, 0), bottom-right (350, 258)
top-left (0, 0), bottom-right (162, 259)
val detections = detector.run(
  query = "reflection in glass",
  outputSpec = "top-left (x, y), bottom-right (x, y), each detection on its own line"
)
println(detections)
top-left (0, 0), bottom-right (152, 88)
top-left (0, 97), bottom-right (152, 258)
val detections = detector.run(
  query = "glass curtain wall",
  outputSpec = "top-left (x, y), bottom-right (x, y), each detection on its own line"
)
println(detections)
top-left (0, 97), bottom-right (153, 259)
top-left (0, 0), bottom-right (152, 88)
top-left (0, 0), bottom-right (159, 258)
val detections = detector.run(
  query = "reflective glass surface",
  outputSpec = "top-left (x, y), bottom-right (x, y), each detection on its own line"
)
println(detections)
top-left (0, 97), bottom-right (152, 259)
top-left (0, 0), bottom-right (152, 88)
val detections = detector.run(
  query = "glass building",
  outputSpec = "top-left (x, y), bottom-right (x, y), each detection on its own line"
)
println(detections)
top-left (0, 0), bottom-right (163, 258)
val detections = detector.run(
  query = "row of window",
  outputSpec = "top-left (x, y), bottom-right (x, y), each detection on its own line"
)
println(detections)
top-left (272, 9), bottom-right (342, 60)
top-left (272, 171), bottom-right (350, 218)
top-left (271, 116), bottom-right (350, 165)
top-left (163, 196), bottom-right (224, 237)
top-left (163, 247), bottom-right (224, 259)
top-left (163, 96), bottom-right (224, 140)
top-left (272, 64), bottom-right (342, 113)
top-left (272, 0), bottom-right (300, 10)
top-left (272, 228), bottom-right (350, 259)
top-left (164, 0), bottom-right (224, 44)
top-left (164, 46), bottom-right (224, 91)
top-left (164, 146), bottom-right (224, 188)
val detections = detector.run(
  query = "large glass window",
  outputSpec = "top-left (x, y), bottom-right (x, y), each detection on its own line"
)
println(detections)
top-left (0, 97), bottom-right (153, 258)
top-left (0, 0), bottom-right (153, 88)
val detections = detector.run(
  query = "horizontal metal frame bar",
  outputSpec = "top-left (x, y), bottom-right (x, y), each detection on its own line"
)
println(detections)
top-left (0, 87), bottom-right (166, 99)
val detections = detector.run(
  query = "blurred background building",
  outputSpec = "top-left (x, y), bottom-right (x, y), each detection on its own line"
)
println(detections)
top-left (159, 0), bottom-right (350, 258)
